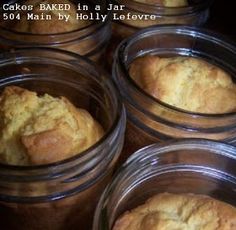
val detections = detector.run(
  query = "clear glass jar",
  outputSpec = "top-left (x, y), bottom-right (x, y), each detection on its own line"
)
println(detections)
top-left (113, 25), bottom-right (236, 159)
top-left (0, 0), bottom-right (111, 62)
top-left (111, 0), bottom-right (213, 40)
top-left (0, 48), bottom-right (126, 230)
top-left (93, 139), bottom-right (236, 230)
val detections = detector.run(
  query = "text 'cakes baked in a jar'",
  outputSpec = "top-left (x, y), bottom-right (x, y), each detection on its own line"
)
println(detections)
top-left (0, 0), bottom-right (111, 61)
top-left (0, 48), bottom-right (126, 230)
top-left (93, 139), bottom-right (236, 230)
top-left (113, 25), bottom-right (236, 159)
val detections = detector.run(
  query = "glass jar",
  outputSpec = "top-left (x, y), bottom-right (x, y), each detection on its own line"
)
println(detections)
top-left (93, 139), bottom-right (236, 230)
top-left (113, 25), bottom-right (236, 159)
top-left (112, 0), bottom-right (213, 40)
top-left (0, 0), bottom-right (111, 62)
top-left (0, 48), bottom-right (126, 230)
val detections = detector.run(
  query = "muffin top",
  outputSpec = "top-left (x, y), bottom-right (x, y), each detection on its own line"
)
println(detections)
top-left (129, 56), bottom-right (236, 114)
top-left (2, 0), bottom-right (90, 34)
top-left (133, 0), bottom-right (188, 7)
top-left (0, 86), bottom-right (104, 165)
top-left (113, 193), bottom-right (236, 230)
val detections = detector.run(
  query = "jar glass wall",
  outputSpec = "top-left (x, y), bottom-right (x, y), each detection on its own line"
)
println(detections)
top-left (93, 139), bottom-right (236, 230)
top-left (0, 48), bottom-right (126, 230)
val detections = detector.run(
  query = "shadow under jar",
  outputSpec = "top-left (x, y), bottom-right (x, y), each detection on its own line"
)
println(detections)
top-left (0, 0), bottom-right (111, 62)
top-left (93, 139), bottom-right (236, 230)
top-left (113, 25), bottom-right (236, 159)
top-left (0, 48), bottom-right (126, 230)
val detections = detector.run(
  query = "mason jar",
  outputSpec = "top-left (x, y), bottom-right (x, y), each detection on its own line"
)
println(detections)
top-left (0, 48), bottom-right (126, 230)
top-left (0, 0), bottom-right (111, 62)
top-left (93, 139), bottom-right (236, 230)
top-left (113, 25), bottom-right (236, 159)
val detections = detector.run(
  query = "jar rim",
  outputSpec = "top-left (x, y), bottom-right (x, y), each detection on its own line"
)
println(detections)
top-left (122, 139), bottom-right (236, 185)
top-left (114, 0), bottom-right (214, 15)
top-left (0, 47), bottom-right (124, 171)
top-left (128, 138), bottom-right (236, 163)
top-left (121, 139), bottom-right (236, 188)
top-left (115, 25), bottom-right (236, 119)
top-left (110, 139), bottom-right (236, 192)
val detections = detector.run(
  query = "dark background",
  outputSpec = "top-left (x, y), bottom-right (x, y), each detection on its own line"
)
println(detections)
top-left (205, 0), bottom-right (235, 40)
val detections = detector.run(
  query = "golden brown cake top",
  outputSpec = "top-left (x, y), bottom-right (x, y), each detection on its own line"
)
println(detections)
top-left (0, 86), bottom-right (104, 165)
top-left (129, 56), bottom-right (236, 114)
top-left (113, 193), bottom-right (236, 230)
top-left (133, 0), bottom-right (188, 7)
top-left (4, 0), bottom-right (90, 34)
